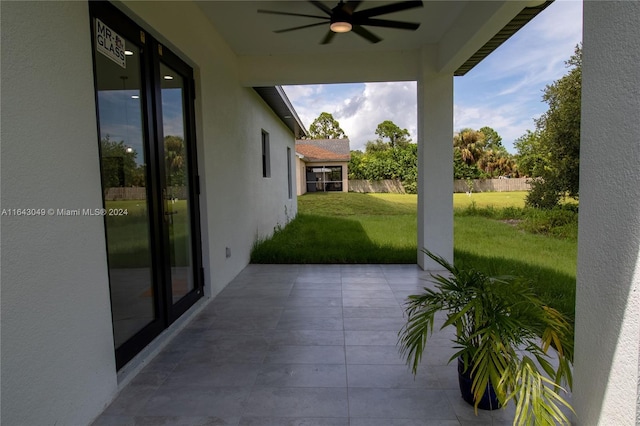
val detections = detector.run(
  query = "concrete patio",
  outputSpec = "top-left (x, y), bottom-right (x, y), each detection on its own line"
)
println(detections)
top-left (93, 264), bottom-right (519, 425)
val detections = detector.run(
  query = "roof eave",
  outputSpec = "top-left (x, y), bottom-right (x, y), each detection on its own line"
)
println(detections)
top-left (254, 86), bottom-right (308, 138)
top-left (454, 1), bottom-right (554, 76)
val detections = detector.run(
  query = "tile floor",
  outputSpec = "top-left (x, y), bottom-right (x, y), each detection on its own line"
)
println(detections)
top-left (93, 264), bottom-right (519, 426)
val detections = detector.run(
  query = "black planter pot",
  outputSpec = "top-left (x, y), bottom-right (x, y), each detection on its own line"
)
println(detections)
top-left (457, 358), bottom-right (501, 410)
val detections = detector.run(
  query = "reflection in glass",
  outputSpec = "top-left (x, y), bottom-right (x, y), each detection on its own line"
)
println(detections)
top-left (95, 38), bottom-right (155, 348)
top-left (160, 62), bottom-right (194, 302)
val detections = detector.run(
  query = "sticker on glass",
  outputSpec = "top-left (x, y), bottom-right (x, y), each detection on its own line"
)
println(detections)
top-left (95, 18), bottom-right (126, 69)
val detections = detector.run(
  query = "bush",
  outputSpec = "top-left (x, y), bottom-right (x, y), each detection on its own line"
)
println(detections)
top-left (519, 206), bottom-right (578, 239)
top-left (525, 177), bottom-right (562, 209)
top-left (401, 179), bottom-right (417, 194)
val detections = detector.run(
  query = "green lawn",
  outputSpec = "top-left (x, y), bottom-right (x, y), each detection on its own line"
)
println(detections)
top-left (251, 191), bottom-right (577, 317)
top-left (104, 199), bottom-right (191, 268)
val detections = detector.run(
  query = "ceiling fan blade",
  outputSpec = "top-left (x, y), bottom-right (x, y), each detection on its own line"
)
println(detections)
top-left (308, 1), bottom-right (333, 15)
top-left (344, 1), bottom-right (363, 14)
top-left (320, 30), bottom-right (337, 44)
top-left (351, 24), bottom-right (382, 43)
top-left (355, 18), bottom-right (420, 30)
top-left (355, 1), bottom-right (423, 19)
top-left (274, 21), bottom-right (330, 33)
top-left (257, 9), bottom-right (328, 20)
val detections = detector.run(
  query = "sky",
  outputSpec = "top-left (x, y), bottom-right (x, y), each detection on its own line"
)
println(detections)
top-left (282, 0), bottom-right (583, 154)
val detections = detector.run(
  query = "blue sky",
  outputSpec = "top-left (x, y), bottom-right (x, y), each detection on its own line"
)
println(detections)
top-left (283, 0), bottom-right (583, 153)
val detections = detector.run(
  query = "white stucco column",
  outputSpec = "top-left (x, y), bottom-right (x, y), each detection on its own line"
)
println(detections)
top-left (416, 46), bottom-right (454, 270)
top-left (574, 1), bottom-right (640, 424)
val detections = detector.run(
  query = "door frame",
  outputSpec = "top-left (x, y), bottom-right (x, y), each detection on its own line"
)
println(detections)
top-left (89, 0), bottom-right (204, 369)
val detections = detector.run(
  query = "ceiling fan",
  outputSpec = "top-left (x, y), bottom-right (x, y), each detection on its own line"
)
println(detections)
top-left (257, 1), bottom-right (424, 44)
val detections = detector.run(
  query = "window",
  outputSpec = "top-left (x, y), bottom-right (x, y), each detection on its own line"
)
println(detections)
top-left (261, 130), bottom-right (270, 178)
top-left (287, 147), bottom-right (292, 199)
top-left (305, 166), bottom-right (343, 192)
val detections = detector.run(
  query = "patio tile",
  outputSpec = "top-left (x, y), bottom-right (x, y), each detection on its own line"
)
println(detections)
top-left (243, 387), bottom-right (349, 418)
top-left (179, 340), bottom-right (270, 365)
top-left (100, 385), bottom-right (158, 416)
top-left (94, 264), bottom-right (480, 426)
top-left (289, 289), bottom-right (342, 298)
top-left (342, 283), bottom-right (391, 291)
top-left (285, 297), bottom-right (342, 307)
top-left (342, 307), bottom-right (404, 318)
top-left (295, 275), bottom-right (342, 285)
top-left (239, 418), bottom-right (348, 426)
top-left (264, 345), bottom-right (345, 365)
top-left (344, 316), bottom-right (406, 331)
top-left (281, 307), bottom-right (343, 318)
top-left (93, 415), bottom-right (238, 426)
top-left (346, 345), bottom-right (406, 365)
top-left (162, 362), bottom-right (261, 388)
top-left (341, 289), bottom-right (396, 299)
top-left (292, 281), bottom-right (342, 290)
top-left (345, 330), bottom-right (400, 346)
top-left (140, 386), bottom-right (250, 417)
top-left (349, 420), bottom-right (460, 426)
top-left (348, 388), bottom-right (457, 419)
top-left (267, 330), bottom-right (345, 346)
top-left (347, 364), bottom-right (440, 388)
top-left (255, 364), bottom-right (347, 387)
top-left (342, 297), bottom-right (400, 308)
top-left (276, 315), bottom-right (344, 331)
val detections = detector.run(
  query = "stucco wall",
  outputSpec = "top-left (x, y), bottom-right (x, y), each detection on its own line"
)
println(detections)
top-left (296, 155), bottom-right (307, 196)
top-left (574, 2), bottom-right (640, 424)
top-left (1, 1), bottom-right (298, 424)
top-left (1, 2), bottom-right (117, 425)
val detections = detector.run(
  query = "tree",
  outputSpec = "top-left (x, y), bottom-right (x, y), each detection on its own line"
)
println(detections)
top-left (164, 135), bottom-right (186, 186)
top-left (479, 126), bottom-right (504, 151)
top-left (514, 130), bottom-right (549, 177)
top-left (453, 128), bottom-right (486, 166)
top-left (453, 127), bottom-right (516, 179)
top-left (100, 136), bottom-right (142, 190)
top-left (518, 44), bottom-right (582, 208)
top-left (537, 44), bottom-right (581, 199)
top-left (374, 120), bottom-right (411, 148)
top-left (308, 112), bottom-right (347, 139)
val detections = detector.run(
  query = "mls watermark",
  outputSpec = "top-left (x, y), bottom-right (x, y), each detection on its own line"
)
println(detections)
top-left (1, 208), bottom-right (129, 217)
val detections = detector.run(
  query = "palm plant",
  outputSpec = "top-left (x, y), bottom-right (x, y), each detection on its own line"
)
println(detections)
top-left (398, 249), bottom-right (574, 425)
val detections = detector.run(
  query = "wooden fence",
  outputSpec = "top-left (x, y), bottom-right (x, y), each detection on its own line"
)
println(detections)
top-left (349, 180), bottom-right (406, 193)
top-left (349, 178), bottom-right (530, 194)
top-left (453, 178), bottom-right (530, 193)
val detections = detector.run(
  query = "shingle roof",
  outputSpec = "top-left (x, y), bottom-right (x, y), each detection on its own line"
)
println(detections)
top-left (296, 139), bottom-right (351, 162)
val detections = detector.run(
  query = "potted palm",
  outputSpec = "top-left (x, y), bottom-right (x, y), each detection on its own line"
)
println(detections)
top-left (398, 249), bottom-right (574, 425)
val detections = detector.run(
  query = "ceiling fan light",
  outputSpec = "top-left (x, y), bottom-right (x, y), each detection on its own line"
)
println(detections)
top-left (330, 21), bottom-right (352, 33)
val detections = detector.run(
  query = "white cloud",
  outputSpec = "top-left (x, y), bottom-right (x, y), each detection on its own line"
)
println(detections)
top-left (336, 82), bottom-right (417, 151)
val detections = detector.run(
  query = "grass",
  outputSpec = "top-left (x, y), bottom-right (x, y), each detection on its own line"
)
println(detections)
top-left (251, 191), bottom-right (577, 317)
top-left (104, 199), bottom-right (191, 268)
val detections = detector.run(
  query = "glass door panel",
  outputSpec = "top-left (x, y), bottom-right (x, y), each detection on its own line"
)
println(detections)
top-left (159, 61), bottom-right (194, 303)
top-left (94, 38), bottom-right (156, 348)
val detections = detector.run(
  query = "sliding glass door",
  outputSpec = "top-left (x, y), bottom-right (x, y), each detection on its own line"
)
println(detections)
top-left (90, 2), bottom-right (203, 369)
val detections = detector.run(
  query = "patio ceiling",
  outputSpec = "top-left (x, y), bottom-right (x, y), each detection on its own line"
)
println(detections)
top-left (195, 0), bottom-right (551, 85)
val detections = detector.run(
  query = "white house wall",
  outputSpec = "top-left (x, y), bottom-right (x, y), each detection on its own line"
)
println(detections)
top-left (574, 1), bottom-right (640, 424)
top-left (1, 2), bottom-right (117, 425)
top-left (1, 1), bottom-right (297, 424)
